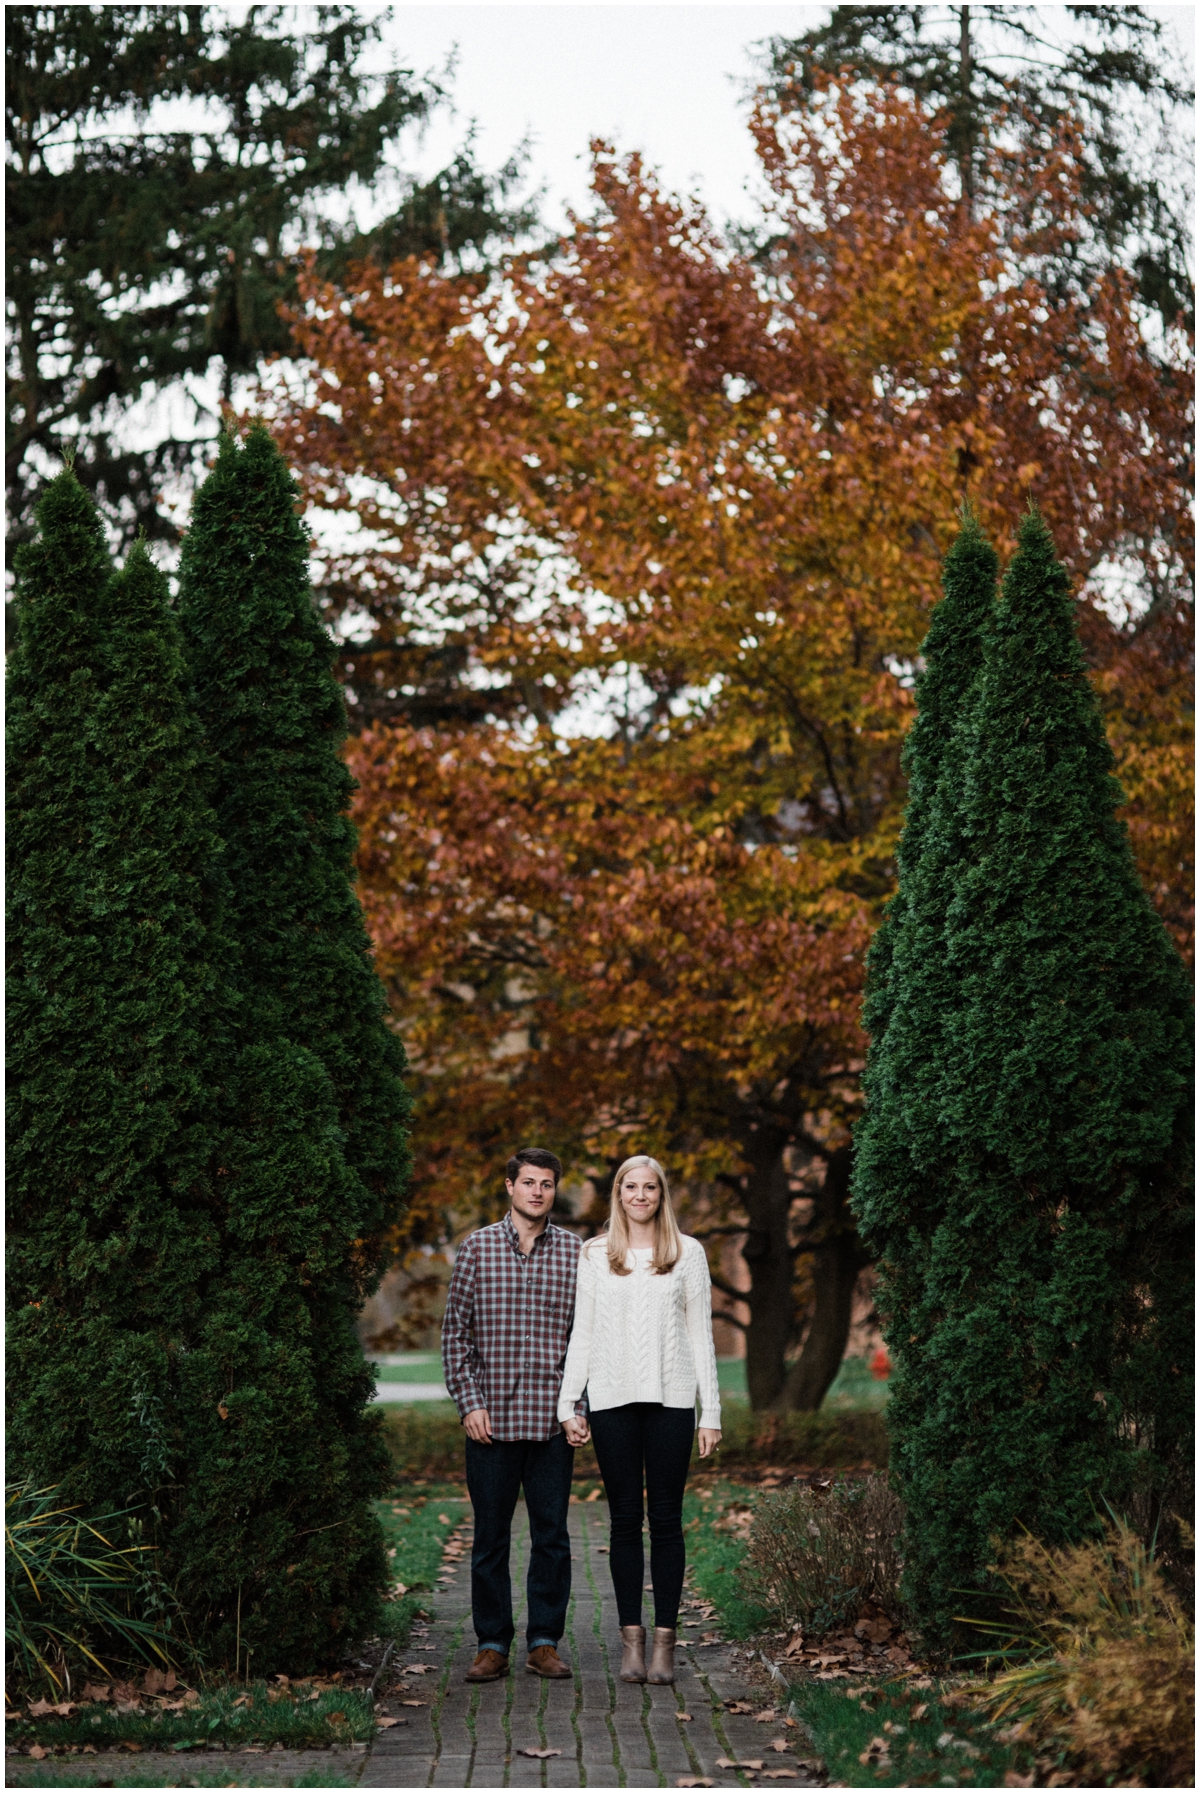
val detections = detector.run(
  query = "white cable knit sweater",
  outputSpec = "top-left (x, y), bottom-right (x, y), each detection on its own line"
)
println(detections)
top-left (557, 1234), bottom-right (722, 1428)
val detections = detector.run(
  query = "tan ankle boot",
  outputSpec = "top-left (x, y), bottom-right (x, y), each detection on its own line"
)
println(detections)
top-left (619, 1624), bottom-right (646, 1682)
top-left (646, 1626), bottom-right (676, 1684)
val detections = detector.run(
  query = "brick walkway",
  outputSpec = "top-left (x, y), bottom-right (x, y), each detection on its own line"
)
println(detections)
top-left (365, 1499), bottom-right (822, 1789)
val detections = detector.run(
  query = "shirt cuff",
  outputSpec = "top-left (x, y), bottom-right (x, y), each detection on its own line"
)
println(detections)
top-left (699, 1405), bottom-right (721, 1430)
top-left (557, 1397), bottom-right (579, 1422)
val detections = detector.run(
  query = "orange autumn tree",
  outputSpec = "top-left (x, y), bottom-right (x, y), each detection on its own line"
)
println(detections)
top-left (268, 79), bottom-right (1193, 1409)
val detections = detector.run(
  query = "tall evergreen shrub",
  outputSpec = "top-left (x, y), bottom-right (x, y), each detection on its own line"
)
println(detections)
top-left (177, 425), bottom-right (410, 1268)
top-left (854, 509), bottom-right (1193, 1655)
top-left (6, 480), bottom-right (227, 1582)
top-left (8, 470), bottom-right (400, 1672)
top-left (175, 426), bottom-right (410, 1659)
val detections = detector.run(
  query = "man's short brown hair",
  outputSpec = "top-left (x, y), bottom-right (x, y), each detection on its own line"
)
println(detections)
top-left (506, 1146), bottom-right (562, 1187)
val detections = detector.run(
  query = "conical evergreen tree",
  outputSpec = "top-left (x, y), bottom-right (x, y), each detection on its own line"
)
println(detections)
top-left (7, 480), bottom-right (226, 1524)
top-left (855, 508), bottom-right (1192, 1656)
top-left (859, 511), bottom-right (999, 1054)
top-left (177, 426), bottom-right (410, 1272)
top-left (8, 479), bottom-right (394, 1670)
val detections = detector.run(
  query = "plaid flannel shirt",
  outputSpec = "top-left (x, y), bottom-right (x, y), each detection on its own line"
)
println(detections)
top-left (442, 1214), bottom-right (583, 1442)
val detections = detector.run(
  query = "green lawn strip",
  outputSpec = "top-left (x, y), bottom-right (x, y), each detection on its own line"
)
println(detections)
top-left (6, 1682), bottom-right (375, 1754)
top-left (792, 1678), bottom-right (1035, 1788)
top-left (7, 1766), bottom-right (354, 1789)
top-left (376, 1480), bottom-right (469, 1644)
top-left (681, 1482), bottom-right (771, 1640)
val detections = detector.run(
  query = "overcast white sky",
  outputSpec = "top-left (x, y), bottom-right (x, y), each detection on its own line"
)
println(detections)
top-left (371, 2), bottom-right (1195, 238)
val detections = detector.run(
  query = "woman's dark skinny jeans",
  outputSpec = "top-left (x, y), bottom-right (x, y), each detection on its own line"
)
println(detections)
top-left (589, 1401), bottom-right (695, 1629)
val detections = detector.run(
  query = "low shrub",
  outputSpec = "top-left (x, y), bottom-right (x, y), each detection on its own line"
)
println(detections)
top-left (380, 1402), bottom-right (888, 1482)
top-left (745, 1473), bottom-right (904, 1635)
top-left (967, 1517), bottom-right (1195, 1787)
top-left (715, 1407), bottom-right (888, 1472)
top-left (6, 1482), bottom-right (178, 1694)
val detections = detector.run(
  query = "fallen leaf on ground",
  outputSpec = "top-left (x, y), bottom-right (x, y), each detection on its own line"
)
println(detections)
top-left (519, 1746), bottom-right (562, 1757)
top-left (79, 1684), bottom-right (111, 1703)
top-left (675, 1711), bottom-right (692, 1721)
top-left (769, 1738), bottom-right (789, 1752)
top-left (232, 1695), bottom-right (251, 1709)
top-left (754, 1708), bottom-right (779, 1721)
top-left (782, 1630), bottom-right (805, 1657)
top-left (27, 1745), bottom-right (46, 1760)
top-left (26, 1700), bottom-right (53, 1717)
top-left (911, 1703), bottom-right (929, 1720)
top-left (142, 1668), bottom-right (167, 1695)
top-left (1003, 1774), bottom-right (1035, 1789)
top-left (762, 1772), bottom-right (797, 1781)
top-left (121, 1740), bottom-right (144, 1752)
top-left (782, 1718), bottom-right (797, 1730)
top-left (996, 1721), bottom-right (1030, 1744)
top-left (716, 1757), bottom-right (764, 1770)
top-left (726, 1700), bottom-right (754, 1713)
top-left (402, 1663), bottom-right (432, 1674)
top-left (328, 1711), bottom-right (346, 1724)
top-left (401, 1699), bottom-right (427, 1707)
top-left (676, 1778), bottom-right (714, 1788)
top-left (586, 1489), bottom-right (602, 1502)
top-left (376, 1717), bottom-right (407, 1729)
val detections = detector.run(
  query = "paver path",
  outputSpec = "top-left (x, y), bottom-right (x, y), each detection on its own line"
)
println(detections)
top-left (365, 1500), bottom-right (821, 1790)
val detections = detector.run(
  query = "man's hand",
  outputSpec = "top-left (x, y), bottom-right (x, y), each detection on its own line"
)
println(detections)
top-left (697, 1427), bottom-right (721, 1459)
top-left (562, 1416), bottom-right (590, 1447)
top-left (463, 1408), bottom-right (493, 1443)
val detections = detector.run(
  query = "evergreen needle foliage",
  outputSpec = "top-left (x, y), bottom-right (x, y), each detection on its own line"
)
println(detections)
top-left (6, 473), bottom-right (228, 1544)
top-left (8, 465), bottom-right (406, 1673)
top-left (174, 424), bottom-right (411, 1663)
top-left (853, 508), bottom-right (1193, 1656)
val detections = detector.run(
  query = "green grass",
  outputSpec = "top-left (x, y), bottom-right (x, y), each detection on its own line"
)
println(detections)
top-left (716, 1355), bottom-right (891, 1413)
top-left (375, 1482), bottom-right (470, 1642)
top-left (680, 1482), bottom-right (771, 1639)
top-left (791, 1678), bottom-right (1035, 1788)
top-left (7, 1766), bottom-right (354, 1789)
top-left (4, 1681), bottom-right (375, 1754)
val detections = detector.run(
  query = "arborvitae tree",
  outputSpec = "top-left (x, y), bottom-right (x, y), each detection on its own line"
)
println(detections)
top-left (854, 508), bottom-right (1193, 1656)
top-left (177, 424), bottom-right (411, 1269)
top-left (6, 476), bottom-right (228, 1534)
top-left (860, 511), bottom-right (999, 1054)
top-left (8, 472), bottom-right (397, 1670)
top-left (175, 425), bottom-right (411, 1660)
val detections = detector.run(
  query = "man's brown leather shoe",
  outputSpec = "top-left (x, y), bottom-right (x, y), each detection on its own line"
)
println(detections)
top-left (525, 1644), bottom-right (572, 1679)
top-left (464, 1648), bottom-right (509, 1682)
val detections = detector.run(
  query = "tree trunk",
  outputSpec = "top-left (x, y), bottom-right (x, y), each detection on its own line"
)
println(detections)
top-left (772, 1146), bottom-right (870, 1412)
top-left (738, 1135), bottom-right (796, 1409)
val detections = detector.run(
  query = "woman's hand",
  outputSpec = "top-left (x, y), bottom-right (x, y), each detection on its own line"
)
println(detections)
top-left (697, 1427), bottom-right (721, 1459)
top-left (562, 1416), bottom-right (591, 1447)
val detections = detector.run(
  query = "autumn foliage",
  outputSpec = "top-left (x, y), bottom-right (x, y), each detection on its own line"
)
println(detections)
top-left (267, 79), bottom-right (1193, 1405)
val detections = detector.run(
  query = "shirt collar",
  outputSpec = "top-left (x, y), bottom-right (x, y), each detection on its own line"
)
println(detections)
top-left (502, 1211), bottom-right (551, 1254)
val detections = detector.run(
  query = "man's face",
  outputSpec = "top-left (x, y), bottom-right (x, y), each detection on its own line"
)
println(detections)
top-left (506, 1164), bottom-right (557, 1223)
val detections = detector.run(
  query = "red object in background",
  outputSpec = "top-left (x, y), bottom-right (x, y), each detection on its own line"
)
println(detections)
top-left (870, 1345), bottom-right (892, 1381)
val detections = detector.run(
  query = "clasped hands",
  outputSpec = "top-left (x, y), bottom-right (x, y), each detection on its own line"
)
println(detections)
top-left (464, 1408), bottom-right (720, 1458)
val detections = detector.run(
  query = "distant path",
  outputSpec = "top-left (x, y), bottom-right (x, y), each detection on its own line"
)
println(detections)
top-left (364, 1499), bottom-right (822, 1788)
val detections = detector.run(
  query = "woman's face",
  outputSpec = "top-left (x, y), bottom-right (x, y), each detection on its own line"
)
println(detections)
top-left (619, 1166), bottom-right (662, 1227)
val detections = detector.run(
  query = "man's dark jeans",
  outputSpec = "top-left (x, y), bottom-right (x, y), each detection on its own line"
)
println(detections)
top-left (464, 1430), bottom-right (574, 1657)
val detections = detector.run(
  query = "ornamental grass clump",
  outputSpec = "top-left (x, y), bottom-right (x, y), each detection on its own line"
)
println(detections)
top-left (744, 1474), bottom-right (904, 1635)
top-left (6, 1482), bottom-right (175, 1693)
top-left (970, 1518), bottom-right (1195, 1787)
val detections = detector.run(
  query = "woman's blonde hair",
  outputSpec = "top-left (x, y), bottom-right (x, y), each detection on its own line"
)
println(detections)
top-left (592, 1154), bottom-right (682, 1276)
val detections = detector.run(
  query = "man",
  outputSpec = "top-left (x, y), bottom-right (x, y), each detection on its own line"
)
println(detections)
top-left (442, 1146), bottom-right (589, 1683)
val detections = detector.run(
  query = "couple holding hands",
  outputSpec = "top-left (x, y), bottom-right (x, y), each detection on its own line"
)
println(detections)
top-left (441, 1147), bottom-right (722, 1687)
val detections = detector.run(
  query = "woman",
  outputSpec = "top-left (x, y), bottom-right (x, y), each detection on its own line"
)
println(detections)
top-left (559, 1155), bottom-right (721, 1685)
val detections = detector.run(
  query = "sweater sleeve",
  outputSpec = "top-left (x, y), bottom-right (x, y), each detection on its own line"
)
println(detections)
top-left (557, 1246), bottom-right (597, 1421)
top-left (683, 1241), bottom-right (722, 1429)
